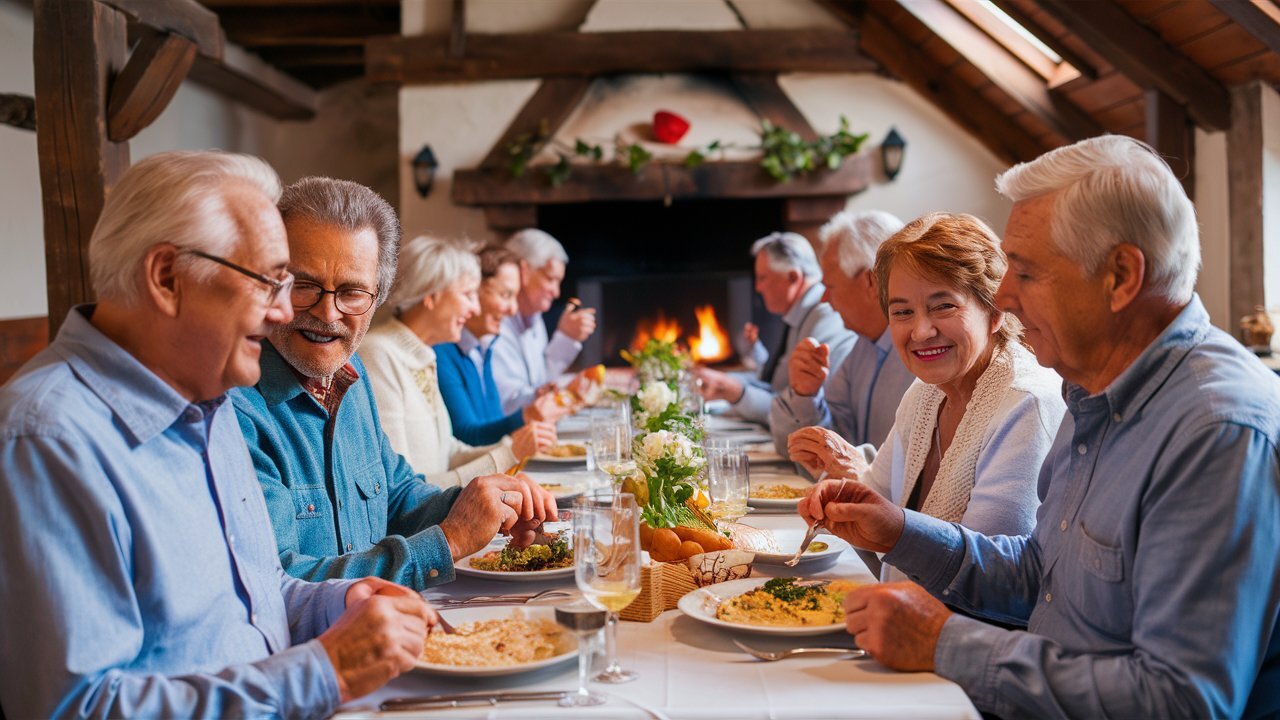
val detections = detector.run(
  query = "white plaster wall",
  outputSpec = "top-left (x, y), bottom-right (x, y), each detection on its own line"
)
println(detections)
top-left (1261, 83), bottom-right (1280, 336)
top-left (1195, 129), bottom-right (1230, 330)
top-left (0, 1), bottom-right (43, 320)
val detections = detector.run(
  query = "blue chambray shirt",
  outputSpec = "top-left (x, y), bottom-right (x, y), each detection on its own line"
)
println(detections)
top-left (0, 307), bottom-right (351, 719)
top-left (885, 296), bottom-right (1280, 719)
top-left (231, 343), bottom-right (460, 589)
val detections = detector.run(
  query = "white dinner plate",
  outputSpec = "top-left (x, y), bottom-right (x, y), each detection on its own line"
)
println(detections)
top-left (748, 474), bottom-right (813, 509)
top-left (534, 471), bottom-right (593, 506)
top-left (676, 578), bottom-right (849, 637)
top-left (742, 528), bottom-right (848, 566)
top-left (414, 606), bottom-right (577, 677)
top-left (532, 443), bottom-right (589, 463)
top-left (455, 534), bottom-right (576, 582)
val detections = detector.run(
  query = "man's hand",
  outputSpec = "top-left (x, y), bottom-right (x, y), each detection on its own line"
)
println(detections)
top-left (742, 322), bottom-right (759, 345)
top-left (557, 305), bottom-right (597, 342)
top-left (844, 582), bottom-right (950, 671)
top-left (788, 337), bottom-right (830, 397)
top-left (787, 426), bottom-right (870, 480)
top-left (510, 421), bottom-right (557, 462)
top-left (524, 390), bottom-right (572, 424)
top-left (319, 585), bottom-right (437, 702)
top-left (506, 472), bottom-right (560, 548)
top-left (438, 474), bottom-right (558, 560)
top-left (696, 367), bottom-right (745, 403)
top-left (797, 478), bottom-right (904, 553)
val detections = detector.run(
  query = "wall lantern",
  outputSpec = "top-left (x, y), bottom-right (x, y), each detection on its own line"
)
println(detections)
top-left (412, 144), bottom-right (439, 197)
top-left (881, 127), bottom-right (906, 181)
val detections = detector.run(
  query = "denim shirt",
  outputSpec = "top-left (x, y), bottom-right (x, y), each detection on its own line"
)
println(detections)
top-left (231, 343), bottom-right (460, 590)
top-left (0, 307), bottom-right (350, 719)
top-left (885, 297), bottom-right (1280, 719)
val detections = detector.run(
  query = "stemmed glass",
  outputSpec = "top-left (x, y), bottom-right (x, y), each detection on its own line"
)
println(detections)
top-left (573, 492), bottom-right (641, 684)
top-left (554, 601), bottom-right (608, 707)
top-left (704, 439), bottom-right (750, 530)
top-left (590, 404), bottom-right (635, 486)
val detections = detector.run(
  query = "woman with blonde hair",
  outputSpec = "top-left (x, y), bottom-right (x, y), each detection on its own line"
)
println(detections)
top-left (361, 235), bottom-right (560, 488)
top-left (791, 212), bottom-right (1065, 582)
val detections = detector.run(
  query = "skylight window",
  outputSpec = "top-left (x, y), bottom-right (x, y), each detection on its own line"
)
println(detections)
top-left (979, 1), bottom-right (1062, 63)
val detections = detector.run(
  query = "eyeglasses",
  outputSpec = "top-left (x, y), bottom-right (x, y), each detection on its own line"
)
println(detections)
top-left (290, 280), bottom-right (377, 316)
top-left (188, 250), bottom-right (294, 306)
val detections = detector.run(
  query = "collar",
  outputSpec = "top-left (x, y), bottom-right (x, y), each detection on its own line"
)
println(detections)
top-left (57, 304), bottom-right (217, 445)
top-left (783, 282), bottom-right (825, 327)
top-left (256, 342), bottom-right (314, 407)
top-left (1063, 295), bottom-right (1207, 421)
top-left (873, 326), bottom-right (895, 357)
top-left (378, 316), bottom-right (435, 370)
top-left (457, 327), bottom-right (482, 356)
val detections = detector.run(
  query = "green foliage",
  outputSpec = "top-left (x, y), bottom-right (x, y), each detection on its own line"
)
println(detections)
top-left (625, 143), bottom-right (653, 174)
top-left (544, 154), bottom-right (572, 187)
top-left (758, 116), bottom-right (868, 182)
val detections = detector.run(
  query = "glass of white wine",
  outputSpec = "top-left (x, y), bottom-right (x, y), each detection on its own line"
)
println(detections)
top-left (704, 441), bottom-right (749, 529)
top-left (573, 491), bottom-right (641, 684)
top-left (590, 415), bottom-right (635, 487)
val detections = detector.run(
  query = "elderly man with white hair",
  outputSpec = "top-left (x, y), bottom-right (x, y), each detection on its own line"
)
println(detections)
top-left (770, 210), bottom-right (915, 461)
top-left (802, 135), bottom-right (1280, 719)
top-left (490, 228), bottom-right (598, 415)
top-left (0, 152), bottom-right (438, 718)
top-left (699, 231), bottom-right (855, 426)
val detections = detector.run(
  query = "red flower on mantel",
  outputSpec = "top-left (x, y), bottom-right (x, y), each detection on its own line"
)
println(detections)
top-left (652, 110), bottom-right (690, 144)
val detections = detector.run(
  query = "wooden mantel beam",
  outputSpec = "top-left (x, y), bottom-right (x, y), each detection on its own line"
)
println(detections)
top-left (367, 29), bottom-right (878, 85)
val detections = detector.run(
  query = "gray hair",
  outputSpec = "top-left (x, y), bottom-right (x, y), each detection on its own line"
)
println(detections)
top-left (995, 134), bottom-right (1200, 304)
top-left (89, 150), bottom-right (281, 304)
top-left (505, 228), bottom-right (568, 269)
top-left (751, 231), bottom-right (821, 280)
top-left (817, 210), bottom-right (906, 276)
top-left (278, 177), bottom-right (401, 307)
top-left (386, 235), bottom-right (481, 315)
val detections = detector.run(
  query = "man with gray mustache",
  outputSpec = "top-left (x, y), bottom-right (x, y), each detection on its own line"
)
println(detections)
top-left (231, 177), bottom-right (557, 591)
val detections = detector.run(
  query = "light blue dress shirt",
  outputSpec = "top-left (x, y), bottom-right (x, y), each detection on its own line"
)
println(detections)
top-left (884, 297), bottom-right (1280, 719)
top-left (770, 327), bottom-right (915, 458)
top-left (0, 307), bottom-right (351, 719)
top-left (490, 312), bottom-right (582, 415)
top-left (231, 344), bottom-right (460, 590)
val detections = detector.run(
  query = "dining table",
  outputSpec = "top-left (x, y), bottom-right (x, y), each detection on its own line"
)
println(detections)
top-left (333, 411), bottom-right (981, 720)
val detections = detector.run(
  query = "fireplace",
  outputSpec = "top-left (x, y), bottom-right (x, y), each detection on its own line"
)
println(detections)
top-left (538, 198), bottom-right (788, 368)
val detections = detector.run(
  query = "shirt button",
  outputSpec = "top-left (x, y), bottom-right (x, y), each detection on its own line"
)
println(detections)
top-left (1059, 520), bottom-right (1067, 531)
top-left (428, 569), bottom-right (439, 578)
top-left (1044, 592), bottom-right (1052, 603)
top-left (250, 613), bottom-right (258, 624)
top-left (375, 482), bottom-right (381, 493)
top-left (307, 504), bottom-right (315, 512)
top-left (346, 543), bottom-right (353, 551)
top-left (1076, 444), bottom-right (1087, 455)
top-left (228, 534), bottom-right (235, 544)
top-left (1112, 413), bottom-right (1122, 423)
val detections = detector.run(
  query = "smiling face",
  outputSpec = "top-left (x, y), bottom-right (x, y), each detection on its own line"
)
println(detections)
top-left (517, 259), bottom-right (564, 315)
top-left (420, 275), bottom-right (480, 345)
top-left (466, 262), bottom-right (520, 338)
top-left (754, 253), bottom-right (804, 316)
top-left (886, 263), bottom-right (1001, 395)
top-left (270, 217), bottom-right (380, 378)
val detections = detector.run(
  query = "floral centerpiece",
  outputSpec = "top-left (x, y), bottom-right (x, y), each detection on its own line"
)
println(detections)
top-left (620, 338), bottom-right (687, 387)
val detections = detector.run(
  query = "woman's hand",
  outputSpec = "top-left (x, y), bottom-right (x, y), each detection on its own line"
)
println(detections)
top-left (787, 426), bottom-right (870, 479)
top-left (510, 421), bottom-right (557, 461)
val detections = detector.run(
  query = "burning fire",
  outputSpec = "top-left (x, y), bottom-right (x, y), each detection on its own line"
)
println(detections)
top-left (630, 306), bottom-right (731, 363)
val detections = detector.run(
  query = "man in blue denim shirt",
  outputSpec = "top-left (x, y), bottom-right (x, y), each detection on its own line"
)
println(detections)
top-left (802, 136), bottom-right (1279, 718)
top-left (232, 178), bottom-right (556, 590)
top-left (0, 152), bottom-right (436, 718)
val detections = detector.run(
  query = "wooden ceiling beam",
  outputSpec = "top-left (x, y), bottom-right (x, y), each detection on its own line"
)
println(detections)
top-left (1208, 0), bottom-right (1280, 57)
top-left (218, 8), bottom-right (397, 47)
top-left (200, 0), bottom-right (399, 6)
top-left (1032, 0), bottom-right (1231, 131)
top-left (99, 0), bottom-right (223, 60)
top-left (186, 42), bottom-right (319, 120)
top-left (479, 77), bottom-right (592, 169)
top-left (366, 29), bottom-right (877, 84)
top-left (107, 32), bottom-right (198, 142)
top-left (881, 0), bottom-right (1099, 142)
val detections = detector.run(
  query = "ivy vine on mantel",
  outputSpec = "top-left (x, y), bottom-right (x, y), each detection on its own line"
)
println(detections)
top-left (505, 116), bottom-right (869, 187)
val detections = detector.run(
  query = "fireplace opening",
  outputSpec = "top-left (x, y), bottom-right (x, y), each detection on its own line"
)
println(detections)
top-left (538, 198), bottom-right (788, 367)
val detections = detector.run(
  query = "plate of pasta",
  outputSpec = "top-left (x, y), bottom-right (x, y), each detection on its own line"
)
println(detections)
top-left (415, 606), bottom-right (577, 677)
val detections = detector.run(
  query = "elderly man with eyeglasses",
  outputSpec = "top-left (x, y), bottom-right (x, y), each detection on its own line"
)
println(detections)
top-left (0, 152), bottom-right (441, 718)
top-left (231, 177), bottom-right (556, 592)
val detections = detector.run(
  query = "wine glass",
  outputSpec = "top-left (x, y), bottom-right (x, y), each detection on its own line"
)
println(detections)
top-left (591, 410), bottom-right (635, 486)
top-left (704, 440), bottom-right (749, 529)
top-left (573, 491), bottom-right (641, 684)
top-left (554, 601), bottom-right (608, 707)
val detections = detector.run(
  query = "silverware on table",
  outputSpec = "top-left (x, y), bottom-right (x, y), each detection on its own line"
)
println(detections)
top-left (433, 588), bottom-right (575, 607)
top-left (380, 690), bottom-right (569, 711)
top-left (785, 473), bottom-right (842, 567)
top-left (733, 639), bottom-right (867, 662)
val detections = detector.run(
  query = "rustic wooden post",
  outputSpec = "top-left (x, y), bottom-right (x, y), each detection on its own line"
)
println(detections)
top-left (1227, 82), bottom-right (1265, 339)
top-left (1144, 88), bottom-right (1195, 200)
top-left (33, 0), bottom-right (131, 336)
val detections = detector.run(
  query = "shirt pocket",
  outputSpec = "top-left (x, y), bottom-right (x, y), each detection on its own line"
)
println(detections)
top-left (292, 486), bottom-right (329, 521)
top-left (352, 462), bottom-right (387, 545)
top-left (1066, 523), bottom-right (1131, 639)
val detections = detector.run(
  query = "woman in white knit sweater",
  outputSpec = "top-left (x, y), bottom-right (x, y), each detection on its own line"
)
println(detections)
top-left (790, 212), bottom-right (1065, 582)
top-left (361, 235), bottom-right (558, 488)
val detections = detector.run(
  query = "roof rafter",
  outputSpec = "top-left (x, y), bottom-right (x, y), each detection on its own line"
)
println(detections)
top-left (1207, 0), bottom-right (1280, 58)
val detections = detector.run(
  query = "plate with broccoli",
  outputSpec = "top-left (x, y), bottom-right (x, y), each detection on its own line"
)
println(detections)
top-left (456, 530), bottom-right (575, 581)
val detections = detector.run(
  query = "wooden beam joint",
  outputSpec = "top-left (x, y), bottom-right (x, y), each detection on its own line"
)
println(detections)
top-left (0, 93), bottom-right (36, 131)
top-left (107, 31), bottom-right (198, 142)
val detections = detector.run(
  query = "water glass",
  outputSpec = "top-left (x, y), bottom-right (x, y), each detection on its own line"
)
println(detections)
top-left (704, 440), bottom-right (749, 528)
top-left (554, 601), bottom-right (608, 707)
top-left (573, 492), bottom-right (641, 684)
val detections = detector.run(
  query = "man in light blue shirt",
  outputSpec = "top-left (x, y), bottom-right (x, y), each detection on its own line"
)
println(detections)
top-left (771, 210), bottom-right (914, 461)
top-left (0, 152), bottom-right (435, 718)
top-left (803, 136), bottom-right (1280, 718)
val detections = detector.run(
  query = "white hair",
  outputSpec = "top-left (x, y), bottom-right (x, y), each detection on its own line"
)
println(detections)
top-left (817, 210), bottom-right (906, 276)
top-left (89, 150), bottom-right (281, 304)
top-left (751, 231), bottom-right (821, 280)
top-left (505, 228), bottom-right (568, 269)
top-left (995, 134), bottom-right (1200, 304)
top-left (387, 235), bottom-right (481, 314)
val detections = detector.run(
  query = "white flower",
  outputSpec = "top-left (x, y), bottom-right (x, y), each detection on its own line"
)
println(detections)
top-left (636, 429), bottom-right (705, 468)
top-left (638, 382), bottom-right (677, 416)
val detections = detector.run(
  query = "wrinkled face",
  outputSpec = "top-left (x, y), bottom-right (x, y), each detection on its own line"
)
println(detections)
top-left (424, 275), bottom-right (480, 345)
top-left (181, 183), bottom-right (294, 399)
top-left (467, 262), bottom-right (520, 337)
top-left (996, 193), bottom-right (1109, 387)
top-left (519, 259), bottom-right (564, 314)
top-left (818, 243), bottom-right (878, 336)
top-left (886, 263), bottom-right (1001, 393)
top-left (754, 253), bottom-right (802, 316)
top-left (270, 218), bottom-right (380, 378)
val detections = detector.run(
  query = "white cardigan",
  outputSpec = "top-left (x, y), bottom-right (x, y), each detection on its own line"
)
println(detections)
top-left (360, 318), bottom-right (516, 489)
top-left (861, 342), bottom-right (1065, 582)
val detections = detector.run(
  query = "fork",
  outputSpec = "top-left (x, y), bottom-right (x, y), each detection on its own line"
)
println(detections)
top-left (785, 474), bottom-right (844, 567)
top-left (733, 639), bottom-right (866, 661)
top-left (434, 588), bottom-right (575, 606)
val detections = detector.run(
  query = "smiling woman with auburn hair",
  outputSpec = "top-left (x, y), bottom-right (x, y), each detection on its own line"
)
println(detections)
top-left (789, 212), bottom-right (1066, 583)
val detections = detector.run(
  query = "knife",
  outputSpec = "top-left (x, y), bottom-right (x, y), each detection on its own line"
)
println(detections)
top-left (380, 690), bottom-right (569, 711)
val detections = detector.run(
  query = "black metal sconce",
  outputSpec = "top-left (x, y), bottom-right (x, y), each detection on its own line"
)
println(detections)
top-left (412, 144), bottom-right (439, 197)
top-left (881, 127), bottom-right (906, 181)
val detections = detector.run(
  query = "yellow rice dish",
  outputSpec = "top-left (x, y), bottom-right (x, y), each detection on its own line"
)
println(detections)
top-left (545, 443), bottom-right (587, 457)
top-left (750, 483), bottom-right (808, 499)
top-left (716, 578), bottom-right (861, 627)
top-left (420, 611), bottom-right (570, 667)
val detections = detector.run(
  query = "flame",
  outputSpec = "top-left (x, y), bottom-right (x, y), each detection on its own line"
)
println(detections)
top-left (631, 310), bottom-right (683, 350)
top-left (688, 305), bottom-right (731, 362)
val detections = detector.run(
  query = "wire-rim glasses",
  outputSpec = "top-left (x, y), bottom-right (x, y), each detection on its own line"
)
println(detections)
top-left (187, 250), bottom-right (293, 306)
